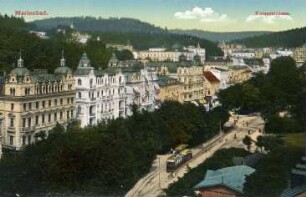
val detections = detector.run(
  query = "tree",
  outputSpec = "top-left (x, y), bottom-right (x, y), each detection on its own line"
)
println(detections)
top-left (255, 136), bottom-right (264, 153)
top-left (114, 50), bottom-right (134, 61)
top-left (243, 135), bottom-right (252, 151)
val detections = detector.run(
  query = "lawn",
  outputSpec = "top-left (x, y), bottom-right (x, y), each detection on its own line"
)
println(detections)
top-left (282, 132), bottom-right (305, 150)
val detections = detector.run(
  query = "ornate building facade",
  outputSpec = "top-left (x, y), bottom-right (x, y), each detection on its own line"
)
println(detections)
top-left (124, 66), bottom-right (159, 116)
top-left (0, 54), bottom-right (76, 150)
top-left (177, 66), bottom-right (205, 104)
top-left (75, 53), bottom-right (126, 127)
top-left (135, 44), bottom-right (206, 63)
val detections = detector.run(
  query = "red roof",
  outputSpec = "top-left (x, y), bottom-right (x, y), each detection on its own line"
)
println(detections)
top-left (204, 71), bottom-right (220, 83)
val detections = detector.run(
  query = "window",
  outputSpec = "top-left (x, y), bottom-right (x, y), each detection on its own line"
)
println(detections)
top-left (54, 113), bottom-right (57, 121)
top-left (22, 118), bottom-right (26, 128)
top-left (90, 79), bottom-right (93, 88)
top-left (10, 136), bottom-right (14, 145)
top-left (71, 97), bottom-right (74, 103)
top-left (35, 116), bottom-right (39, 125)
top-left (28, 117), bottom-right (31, 127)
top-left (42, 114), bottom-right (45, 123)
top-left (78, 92), bottom-right (81, 99)
top-left (36, 102), bottom-right (39, 109)
top-left (67, 98), bottom-right (70, 104)
top-left (42, 101), bottom-right (45, 108)
top-left (60, 112), bottom-right (63, 120)
top-left (29, 103), bottom-right (32, 110)
top-left (71, 110), bottom-right (73, 117)
top-left (49, 100), bottom-right (51, 107)
top-left (48, 114), bottom-right (51, 122)
top-left (22, 136), bottom-right (26, 145)
top-left (78, 79), bottom-right (82, 85)
top-left (10, 118), bottom-right (14, 127)
top-left (23, 103), bottom-right (27, 111)
top-left (54, 99), bottom-right (57, 106)
top-left (67, 111), bottom-right (70, 119)
top-left (28, 135), bottom-right (31, 144)
top-left (60, 98), bottom-right (63, 105)
top-left (11, 103), bottom-right (14, 111)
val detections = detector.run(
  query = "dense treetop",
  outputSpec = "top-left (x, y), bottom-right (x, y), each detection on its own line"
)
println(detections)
top-left (0, 102), bottom-right (229, 196)
top-left (219, 56), bottom-right (306, 133)
top-left (233, 27), bottom-right (306, 48)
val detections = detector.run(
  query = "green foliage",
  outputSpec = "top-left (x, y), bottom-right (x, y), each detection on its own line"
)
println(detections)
top-left (0, 15), bottom-right (112, 74)
top-left (255, 136), bottom-right (264, 153)
top-left (0, 101), bottom-right (229, 196)
top-left (114, 49), bottom-right (134, 61)
top-left (30, 17), bottom-right (223, 58)
top-left (254, 135), bottom-right (284, 152)
top-left (234, 27), bottom-right (306, 48)
top-left (31, 17), bottom-right (166, 33)
top-left (171, 29), bottom-right (271, 42)
top-left (165, 148), bottom-right (249, 196)
top-left (90, 31), bottom-right (223, 57)
top-left (244, 146), bottom-right (303, 197)
top-left (219, 56), bottom-right (305, 133)
top-left (265, 116), bottom-right (301, 134)
top-left (242, 135), bottom-right (252, 151)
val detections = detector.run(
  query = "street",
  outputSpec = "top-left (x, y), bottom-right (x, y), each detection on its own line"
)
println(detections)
top-left (125, 114), bottom-right (264, 197)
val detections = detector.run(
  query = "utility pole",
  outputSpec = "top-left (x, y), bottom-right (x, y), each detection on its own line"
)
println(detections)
top-left (159, 156), bottom-right (161, 189)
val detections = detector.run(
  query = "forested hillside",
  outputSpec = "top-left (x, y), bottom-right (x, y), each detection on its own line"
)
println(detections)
top-left (0, 15), bottom-right (223, 73)
top-left (31, 16), bottom-right (165, 33)
top-left (0, 15), bottom-right (111, 74)
top-left (30, 17), bottom-right (223, 56)
top-left (171, 29), bottom-right (270, 42)
top-left (233, 27), bottom-right (306, 48)
top-left (90, 31), bottom-right (223, 55)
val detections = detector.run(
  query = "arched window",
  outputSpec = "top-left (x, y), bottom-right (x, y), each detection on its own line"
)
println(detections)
top-left (78, 79), bottom-right (82, 85)
top-left (78, 92), bottom-right (81, 99)
top-left (90, 79), bottom-right (93, 88)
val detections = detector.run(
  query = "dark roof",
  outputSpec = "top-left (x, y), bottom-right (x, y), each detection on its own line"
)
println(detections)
top-left (280, 186), bottom-right (306, 197)
top-left (31, 74), bottom-right (60, 82)
top-left (74, 67), bottom-right (94, 76)
top-left (10, 67), bottom-right (30, 76)
top-left (244, 153), bottom-right (265, 168)
top-left (54, 66), bottom-right (72, 75)
top-left (95, 68), bottom-right (121, 76)
top-left (204, 71), bottom-right (220, 83)
top-left (157, 76), bottom-right (181, 87)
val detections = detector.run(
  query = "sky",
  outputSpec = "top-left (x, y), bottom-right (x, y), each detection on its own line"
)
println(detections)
top-left (0, 0), bottom-right (305, 32)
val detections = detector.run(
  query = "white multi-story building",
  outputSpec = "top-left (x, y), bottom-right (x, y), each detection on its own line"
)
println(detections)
top-left (136, 43), bottom-right (206, 63)
top-left (270, 49), bottom-right (293, 59)
top-left (207, 68), bottom-right (230, 90)
top-left (231, 51), bottom-right (255, 59)
top-left (124, 65), bottom-right (159, 116)
top-left (75, 53), bottom-right (126, 127)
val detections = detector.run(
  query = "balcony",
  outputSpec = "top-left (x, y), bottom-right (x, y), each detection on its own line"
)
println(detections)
top-left (7, 127), bottom-right (16, 133)
top-left (20, 126), bottom-right (36, 133)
